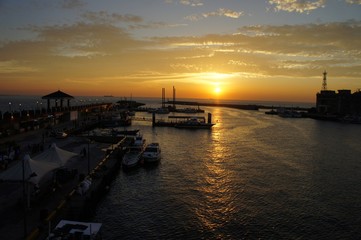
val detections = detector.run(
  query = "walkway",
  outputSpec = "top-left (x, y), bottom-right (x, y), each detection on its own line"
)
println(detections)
top-left (0, 122), bottom-right (117, 239)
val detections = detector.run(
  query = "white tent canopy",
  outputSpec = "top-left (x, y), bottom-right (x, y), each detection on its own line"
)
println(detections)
top-left (0, 144), bottom-right (78, 184)
top-left (32, 143), bottom-right (78, 167)
top-left (0, 155), bottom-right (58, 184)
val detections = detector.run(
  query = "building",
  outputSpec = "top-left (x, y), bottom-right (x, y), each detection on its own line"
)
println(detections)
top-left (316, 71), bottom-right (361, 115)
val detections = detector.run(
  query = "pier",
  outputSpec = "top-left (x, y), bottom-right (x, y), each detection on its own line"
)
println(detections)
top-left (0, 103), bottom-right (127, 240)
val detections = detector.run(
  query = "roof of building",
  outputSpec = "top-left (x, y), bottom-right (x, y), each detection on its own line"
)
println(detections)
top-left (41, 90), bottom-right (74, 100)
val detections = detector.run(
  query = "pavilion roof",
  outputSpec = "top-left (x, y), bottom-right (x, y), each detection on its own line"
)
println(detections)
top-left (42, 90), bottom-right (74, 100)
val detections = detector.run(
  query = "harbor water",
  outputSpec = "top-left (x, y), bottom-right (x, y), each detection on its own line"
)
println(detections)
top-left (93, 107), bottom-right (361, 239)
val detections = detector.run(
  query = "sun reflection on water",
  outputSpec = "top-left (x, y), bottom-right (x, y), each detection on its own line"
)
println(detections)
top-left (193, 123), bottom-right (238, 233)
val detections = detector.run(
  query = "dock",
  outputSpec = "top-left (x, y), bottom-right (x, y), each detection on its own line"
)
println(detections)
top-left (0, 107), bottom-right (127, 240)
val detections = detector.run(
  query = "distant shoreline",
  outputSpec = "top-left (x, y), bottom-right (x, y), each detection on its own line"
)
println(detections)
top-left (165, 100), bottom-right (313, 111)
top-left (0, 95), bottom-right (315, 113)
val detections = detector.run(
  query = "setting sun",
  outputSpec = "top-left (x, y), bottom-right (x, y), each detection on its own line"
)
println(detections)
top-left (214, 87), bottom-right (221, 94)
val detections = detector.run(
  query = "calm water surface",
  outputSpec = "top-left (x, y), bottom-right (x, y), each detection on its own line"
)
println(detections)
top-left (92, 107), bottom-right (361, 239)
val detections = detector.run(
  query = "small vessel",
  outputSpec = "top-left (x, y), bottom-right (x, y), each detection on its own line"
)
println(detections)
top-left (265, 108), bottom-right (278, 115)
top-left (149, 108), bottom-right (169, 114)
top-left (142, 143), bottom-right (161, 164)
top-left (111, 128), bottom-right (139, 136)
top-left (122, 134), bottom-right (146, 170)
top-left (278, 109), bottom-right (303, 118)
top-left (153, 113), bottom-right (215, 129)
top-left (85, 129), bottom-right (125, 144)
top-left (175, 117), bottom-right (214, 129)
top-left (127, 134), bottom-right (146, 151)
top-left (122, 149), bottom-right (142, 170)
top-left (47, 219), bottom-right (102, 239)
top-left (175, 107), bottom-right (204, 113)
top-left (101, 111), bottom-right (132, 127)
top-left (55, 131), bottom-right (68, 139)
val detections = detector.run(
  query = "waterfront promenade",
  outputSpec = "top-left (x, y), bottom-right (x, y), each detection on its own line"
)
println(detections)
top-left (0, 118), bottom-right (123, 239)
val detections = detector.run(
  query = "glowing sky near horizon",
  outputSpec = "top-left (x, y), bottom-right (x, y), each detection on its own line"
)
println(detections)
top-left (0, 0), bottom-right (360, 102)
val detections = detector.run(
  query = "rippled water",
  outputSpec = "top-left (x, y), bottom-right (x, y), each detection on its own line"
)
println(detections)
top-left (94, 107), bottom-right (361, 239)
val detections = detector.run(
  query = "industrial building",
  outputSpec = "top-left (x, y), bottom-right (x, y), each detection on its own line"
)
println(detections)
top-left (316, 71), bottom-right (361, 115)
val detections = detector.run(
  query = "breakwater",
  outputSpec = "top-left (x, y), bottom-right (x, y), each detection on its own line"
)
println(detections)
top-left (165, 100), bottom-right (313, 111)
top-left (166, 100), bottom-right (259, 110)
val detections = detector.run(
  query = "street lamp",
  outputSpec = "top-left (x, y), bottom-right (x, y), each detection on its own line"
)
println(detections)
top-left (9, 101), bottom-right (11, 112)
top-left (22, 156), bottom-right (37, 238)
top-left (19, 103), bottom-right (22, 118)
top-left (87, 139), bottom-right (91, 175)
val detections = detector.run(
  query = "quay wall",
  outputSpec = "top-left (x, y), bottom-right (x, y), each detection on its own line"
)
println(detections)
top-left (28, 141), bottom-right (125, 240)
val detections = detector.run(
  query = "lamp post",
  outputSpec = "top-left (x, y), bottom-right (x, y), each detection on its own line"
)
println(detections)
top-left (8, 102), bottom-right (13, 122)
top-left (22, 156), bottom-right (37, 238)
top-left (19, 103), bottom-right (22, 118)
top-left (87, 139), bottom-right (90, 175)
top-left (22, 157), bottom-right (26, 238)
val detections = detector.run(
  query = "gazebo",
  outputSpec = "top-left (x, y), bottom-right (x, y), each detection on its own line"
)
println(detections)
top-left (42, 90), bottom-right (74, 112)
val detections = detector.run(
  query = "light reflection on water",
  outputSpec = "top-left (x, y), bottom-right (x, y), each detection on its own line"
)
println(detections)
top-left (94, 107), bottom-right (361, 239)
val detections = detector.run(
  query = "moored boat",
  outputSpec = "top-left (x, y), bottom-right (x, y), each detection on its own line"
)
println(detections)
top-left (122, 150), bottom-right (142, 170)
top-left (47, 219), bottom-right (102, 239)
top-left (175, 117), bottom-right (214, 129)
top-left (111, 128), bottom-right (139, 136)
top-left (55, 131), bottom-right (68, 139)
top-left (84, 129), bottom-right (124, 144)
top-left (122, 134), bottom-right (146, 170)
top-left (142, 143), bottom-right (161, 164)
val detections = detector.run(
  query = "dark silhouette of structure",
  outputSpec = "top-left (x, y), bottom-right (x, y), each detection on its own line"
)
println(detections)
top-left (316, 71), bottom-right (361, 115)
top-left (42, 90), bottom-right (74, 112)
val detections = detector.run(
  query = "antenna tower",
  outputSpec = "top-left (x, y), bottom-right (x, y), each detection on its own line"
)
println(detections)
top-left (322, 70), bottom-right (327, 91)
top-left (162, 88), bottom-right (166, 108)
top-left (173, 86), bottom-right (176, 109)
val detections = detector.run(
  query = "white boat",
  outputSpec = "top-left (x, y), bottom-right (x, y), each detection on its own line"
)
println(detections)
top-left (128, 134), bottom-right (146, 151)
top-left (122, 150), bottom-right (142, 170)
top-left (174, 117), bottom-right (214, 129)
top-left (55, 131), bottom-right (68, 139)
top-left (47, 219), bottom-right (102, 239)
top-left (142, 143), bottom-right (161, 164)
top-left (122, 134), bottom-right (146, 170)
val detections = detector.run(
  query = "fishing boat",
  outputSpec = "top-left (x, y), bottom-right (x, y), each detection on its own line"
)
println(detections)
top-left (142, 143), bottom-right (161, 164)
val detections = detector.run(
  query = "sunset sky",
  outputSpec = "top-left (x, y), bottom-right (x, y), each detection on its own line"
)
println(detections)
top-left (0, 0), bottom-right (360, 102)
